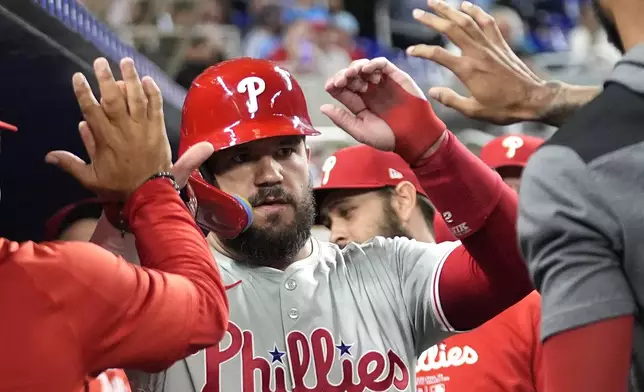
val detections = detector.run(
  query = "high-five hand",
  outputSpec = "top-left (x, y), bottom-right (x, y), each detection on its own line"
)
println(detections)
top-left (46, 57), bottom-right (173, 200)
top-left (406, 0), bottom-right (552, 125)
top-left (321, 57), bottom-right (447, 164)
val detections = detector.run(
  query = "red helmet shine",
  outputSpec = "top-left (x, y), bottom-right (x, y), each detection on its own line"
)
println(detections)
top-left (179, 58), bottom-right (320, 238)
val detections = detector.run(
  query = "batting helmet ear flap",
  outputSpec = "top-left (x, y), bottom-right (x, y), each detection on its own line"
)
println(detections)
top-left (185, 171), bottom-right (253, 239)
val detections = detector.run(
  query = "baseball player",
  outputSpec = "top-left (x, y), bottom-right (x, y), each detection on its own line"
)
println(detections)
top-left (0, 58), bottom-right (233, 391)
top-left (315, 139), bottom-right (543, 392)
top-left (92, 56), bottom-right (533, 392)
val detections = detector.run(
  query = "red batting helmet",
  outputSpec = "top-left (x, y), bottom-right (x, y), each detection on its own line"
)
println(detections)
top-left (179, 58), bottom-right (320, 238)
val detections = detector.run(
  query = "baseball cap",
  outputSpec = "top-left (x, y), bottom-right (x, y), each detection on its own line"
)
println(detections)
top-left (480, 134), bottom-right (544, 170)
top-left (314, 145), bottom-right (428, 222)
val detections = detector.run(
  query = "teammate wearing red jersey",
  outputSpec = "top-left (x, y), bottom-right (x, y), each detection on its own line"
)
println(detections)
top-left (0, 57), bottom-right (232, 392)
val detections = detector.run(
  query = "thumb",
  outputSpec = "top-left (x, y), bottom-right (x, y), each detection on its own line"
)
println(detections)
top-left (46, 151), bottom-right (95, 188)
top-left (428, 87), bottom-right (480, 117)
top-left (320, 104), bottom-right (368, 144)
top-left (172, 141), bottom-right (215, 188)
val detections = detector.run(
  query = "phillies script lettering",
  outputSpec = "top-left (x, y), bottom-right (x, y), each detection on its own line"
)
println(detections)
top-left (416, 344), bottom-right (478, 372)
top-left (204, 322), bottom-right (410, 391)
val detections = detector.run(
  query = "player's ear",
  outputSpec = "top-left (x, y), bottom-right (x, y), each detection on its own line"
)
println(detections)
top-left (391, 181), bottom-right (417, 223)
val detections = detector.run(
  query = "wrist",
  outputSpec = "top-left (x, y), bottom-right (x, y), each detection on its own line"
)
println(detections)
top-left (530, 81), bottom-right (601, 127)
top-left (418, 131), bottom-right (448, 161)
top-left (108, 174), bottom-right (180, 233)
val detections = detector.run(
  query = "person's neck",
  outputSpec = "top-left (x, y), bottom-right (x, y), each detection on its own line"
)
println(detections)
top-left (206, 233), bottom-right (314, 270)
top-left (614, 5), bottom-right (644, 52)
top-left (410, 229), bottom-right (435, 244)
top-left (407, 214), bottom-right (436, 244)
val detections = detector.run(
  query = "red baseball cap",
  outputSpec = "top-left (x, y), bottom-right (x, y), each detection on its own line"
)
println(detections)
top-left (0, 120), bottom-right (17, 132)
top-left (314, 145), bottom-right (428, 217)
top-left (480, 134), bottom-right (544, 170)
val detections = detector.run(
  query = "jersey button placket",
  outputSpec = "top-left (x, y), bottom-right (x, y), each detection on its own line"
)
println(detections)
top-left (285, 279), bottom-right (297, 291)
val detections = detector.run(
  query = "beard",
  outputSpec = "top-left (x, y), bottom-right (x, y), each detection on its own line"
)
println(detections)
top-left (378, 200), bottom-right (413, 239)
top-left (592, 0), bottom-right (625, 53)
top-left (221, 183), bottom-right (315, 266)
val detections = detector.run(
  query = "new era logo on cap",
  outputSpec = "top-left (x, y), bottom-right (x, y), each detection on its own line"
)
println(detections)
top-left (388, 168), bottom-right (403, 179)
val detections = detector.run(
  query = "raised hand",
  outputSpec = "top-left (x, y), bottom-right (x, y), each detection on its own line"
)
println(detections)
top-left (407, 0), bottom-right (554, 125)
top-left (322, 57), bottom-right (447, 164)
top-left (46, 57), bottom-right (173, 200)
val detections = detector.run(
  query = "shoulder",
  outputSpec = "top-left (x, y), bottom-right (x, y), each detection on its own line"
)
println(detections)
top-left (330, 236), bottom-right (460, 264)
top-left (545, 82), bottom-right (644, 164)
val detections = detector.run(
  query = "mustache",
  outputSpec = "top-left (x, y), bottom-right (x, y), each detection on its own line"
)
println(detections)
top-left (249, 186), bottom-right (296, 207)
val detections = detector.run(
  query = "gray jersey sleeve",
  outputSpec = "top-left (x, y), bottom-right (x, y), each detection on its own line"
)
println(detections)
top-left (377, 236), bottom-right (461, 354)
top-left (518, 146), bottom-right (635, 340)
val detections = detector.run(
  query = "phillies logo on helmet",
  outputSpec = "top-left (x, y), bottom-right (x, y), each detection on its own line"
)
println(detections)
top-left (501, 136), bottom-right (524, 159)
top-left (237, 76), bottom-right (266, 115)
top-left (205, 321), bottom-right (410, 391)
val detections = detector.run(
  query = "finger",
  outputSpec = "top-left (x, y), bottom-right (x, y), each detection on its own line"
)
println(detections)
top-left (72, 72), bottom-right (109, 142)
top-left (460, 2), bottom-right (505, 49)
top-left (347, 75), bottom-right (369, 93)
top-left (78, 121), bottom-right (97, 160)
top-left (360, 56), bottom-right (389, 74)
top-left (363, 70), bottom-right (383, 84)
top-left (45, 151), bottom-right (96, 188)
top-left (424, 1), bottom-right (487, 45)
top-left (172, 141), bottom-right (215, 188)
top-left (326, 87), bottom-right (367, 114)
top-left (459, 2), bottom-right (538, 80)
top-left (412, 8), bottom-right (472, 49)
top-left (320, 104), bottom-right (369, 144)
top-left (121, 57), bottom-right (148, 121)
top-left (94, 57), bottom-right (128, 123)
top-left (344, 59), bottom-right (370, 79)
top-left (116, 80), bottom-right (127, 98)
top-left (141, 76), bottom-right (164, 121)
top-left (428, 87), bottom-right (482, 117)
top-left (407, 45), bottom-right (466, 75)
top-left (332, 68), bottom-right (351, 89)
top-left (345, 60), bottom-right (371, 92)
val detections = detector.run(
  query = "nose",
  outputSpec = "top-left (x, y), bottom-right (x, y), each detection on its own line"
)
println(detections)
top-left (329, 222), bottom-right (349, 248)
top-left (254, 156), bottom-right (283, 187)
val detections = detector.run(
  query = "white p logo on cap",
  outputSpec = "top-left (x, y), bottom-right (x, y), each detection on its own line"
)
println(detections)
top-left (501, 136), bottom-right (524, 159)
top-left (237, 76), bottom-right (266, 115)
top-left (321, 156), bottom-right (337, 186)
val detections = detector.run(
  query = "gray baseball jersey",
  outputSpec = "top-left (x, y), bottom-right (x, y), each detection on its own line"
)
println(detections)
top-left (92, 218), bottom-right (462, 391)
top-left (203, 236), bottom-right (459, 392)
top-left (518, 44), bottom-right (644, 389)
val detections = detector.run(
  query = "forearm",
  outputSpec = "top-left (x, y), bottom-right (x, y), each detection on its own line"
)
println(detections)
top-left (414, 131), bottom-right (533, 330)
top-left (543, 316), bottom-right (633, 392)
top-left (536, 82), bottom-right (602, 127)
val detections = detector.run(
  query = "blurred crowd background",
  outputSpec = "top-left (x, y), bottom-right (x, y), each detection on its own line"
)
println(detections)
top-left (16, 0), bottom-right (617, 240)
top-left (76, 0), bottom-right (619, 191)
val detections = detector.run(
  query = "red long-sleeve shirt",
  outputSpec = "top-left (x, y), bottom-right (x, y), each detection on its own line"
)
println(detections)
top-left (0, 179), bottom-right (228, 392)
top-left (413, 131), bottom-right (533, 331)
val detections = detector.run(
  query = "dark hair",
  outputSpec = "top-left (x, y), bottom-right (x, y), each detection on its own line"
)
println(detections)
top-left (376, 186), bottom-right (435, 234)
